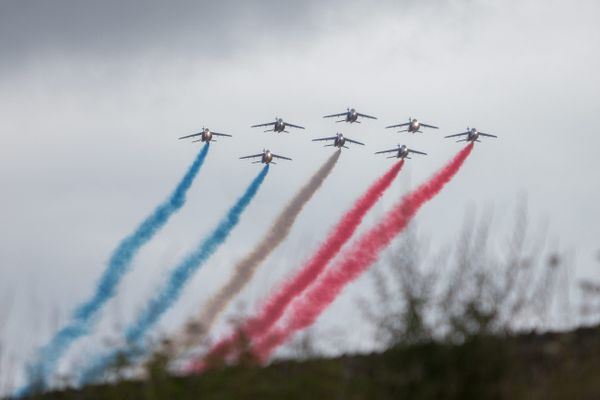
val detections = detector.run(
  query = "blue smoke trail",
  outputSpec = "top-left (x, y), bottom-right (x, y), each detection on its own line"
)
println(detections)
top-left (78, 165), bottom-right (269, 385)
top-left (16, 144), bottom-right (210, 397)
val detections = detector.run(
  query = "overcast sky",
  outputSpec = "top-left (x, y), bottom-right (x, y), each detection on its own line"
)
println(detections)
top-left (1, 0), bottom-right (599, 391)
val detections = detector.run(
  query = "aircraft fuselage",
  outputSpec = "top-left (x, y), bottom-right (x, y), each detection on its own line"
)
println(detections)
top-left (334, 134), bottom-right (346, 148)
top-left (274, 119), bottom-right (286, 132)
top-left (408, 120), bottom-right (421, 133)
top-left (346, 109), bottom-right (358, 123)
top-left (262, 150), bottom-right (274, 164)
top-left (466, 129), bottom-right (479, 142)
top-left (397, 145), bottom-right (410, 158)
top-left (200, 129), bottom-right (213, 142)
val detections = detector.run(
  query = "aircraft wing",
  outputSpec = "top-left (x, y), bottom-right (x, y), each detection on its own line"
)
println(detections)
top-left (375, 148), bottom-right (398, 154)
top-left (212, 132), bottom-right (233, 137)
top-left (385, 122), bottom-right (410, 129)
top-left (479, 132), bottom-right (498, 138)
top-left (357, 112), bottom-right (377, 119)
top-left (445, 132), bottom-right (469, 138)
top-left (346, 138), bottom-right (365, 146)
top-left (240, 153), bottom-right (264, 160)
top-left (286, 122), bottom-right (305, 129)
top-left (312, 136), bottom-right (337, 142)
top-left (272, 153), bottom-right (292, 161)
top-left (323, 112), bottom-right (346, 118)
top-left (178, 132), bottom-right (203, 140)
top-left (251, 122), bottom-right (276, 128)
top-left (420, 123), bottom-right (439, 129)
top-left (408, 149), bottom-right (428, 155)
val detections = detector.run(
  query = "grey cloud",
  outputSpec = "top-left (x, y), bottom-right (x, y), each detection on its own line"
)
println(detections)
top-left (0, 0), bottom-right (326, 73)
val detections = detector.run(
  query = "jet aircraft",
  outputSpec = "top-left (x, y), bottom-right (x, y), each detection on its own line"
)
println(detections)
top-left (375, 144), bottom-right (427, 160)
top-left (312, 133), bottom-right (365, 149)
top-left (445, 127), bottom-right (497, 142)
top-left (239, 149), bottom-right (292, 165)
top-left (323, 107), bottom-right (377, 123)
top-left (251, 118), bottom-right (305, 133)
top-left (385, 117), bottom-right (438, 133)
top-left (178, 127), bottom-right (232, 143)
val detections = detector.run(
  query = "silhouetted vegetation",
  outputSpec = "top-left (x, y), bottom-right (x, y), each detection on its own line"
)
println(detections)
top-left (13, 325), bottom-right (600, 399)
top-left (358, 202), bottom-right (568, 349)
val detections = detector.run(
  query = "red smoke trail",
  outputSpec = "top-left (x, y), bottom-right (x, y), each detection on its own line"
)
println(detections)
top-left (191, 160), bottom-right (404, 371)
top-left (252, 144), bottom-right (473, 360)
top-left (245, 160), bottom-right (404, 335)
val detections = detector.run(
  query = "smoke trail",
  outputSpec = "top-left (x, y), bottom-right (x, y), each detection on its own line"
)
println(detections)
top-left (78, 165), bottom-right (269, 384)
top-left (178, 150), bottom-right (341, 348)
top-left (16, 144), bottom-right (210, 396)
top-left (195, 159), bottom-right (404, 369)
top-left (253, 144), bottom-right (474, 360)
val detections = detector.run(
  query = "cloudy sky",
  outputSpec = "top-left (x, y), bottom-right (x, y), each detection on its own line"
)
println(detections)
top-left (1, 0), bottom-right (599, 390)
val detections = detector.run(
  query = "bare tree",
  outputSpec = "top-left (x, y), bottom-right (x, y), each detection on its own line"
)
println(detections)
top-left (360, 200), bottom-right (567, 349)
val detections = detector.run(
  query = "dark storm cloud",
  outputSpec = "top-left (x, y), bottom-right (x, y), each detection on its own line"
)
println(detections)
top-left (0, 0), bottom-right (327, 73)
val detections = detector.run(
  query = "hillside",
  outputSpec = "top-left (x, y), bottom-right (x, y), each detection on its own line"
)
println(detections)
top-left (19, 324), bottom-right (600, 400)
